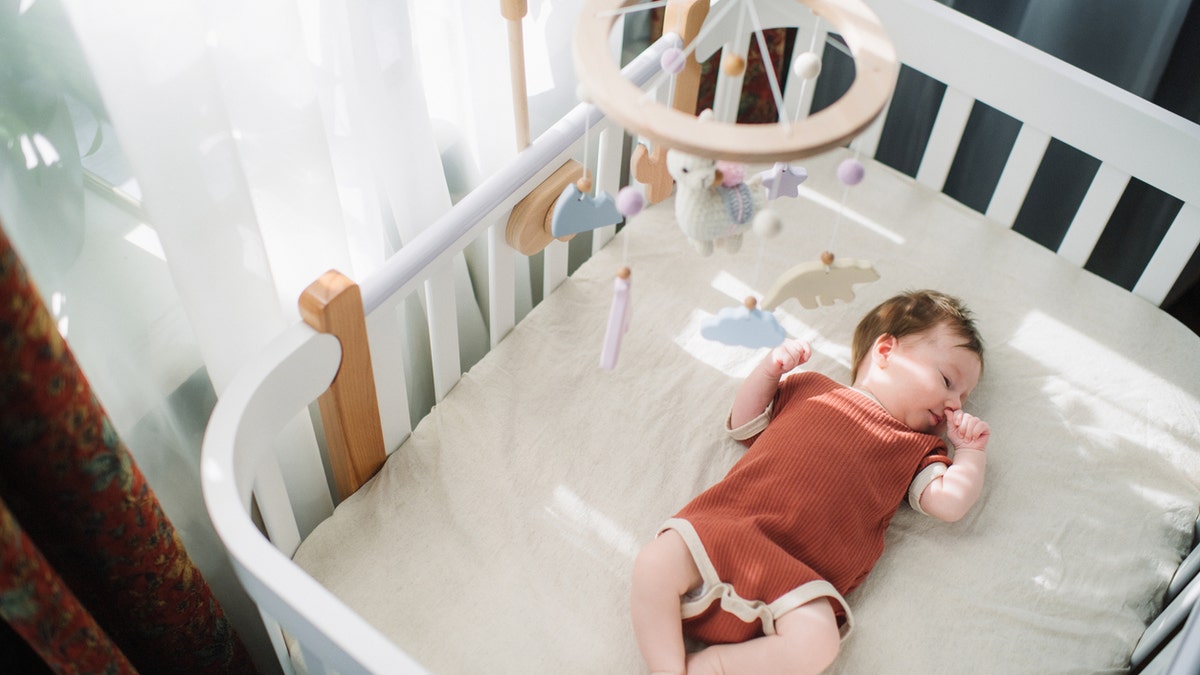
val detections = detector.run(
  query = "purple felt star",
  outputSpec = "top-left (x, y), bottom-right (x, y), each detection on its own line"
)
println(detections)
top-left (759, 162), bottom-right (808, 200)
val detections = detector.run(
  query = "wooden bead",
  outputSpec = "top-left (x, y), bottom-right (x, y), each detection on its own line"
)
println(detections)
top-left (617, 266), bottom-right (631, 280)
top-left (576, 174), bottom-right (593, 193)
top-left (723, 53), bottom-right (746, 77)
top-left (820, 251), bottom-right (835, 266)
top-left (743, 296), bottom-right (758, 310)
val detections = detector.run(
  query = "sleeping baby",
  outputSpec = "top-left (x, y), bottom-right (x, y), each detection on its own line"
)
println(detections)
top-left (630, 289), bottom-right (991, 674)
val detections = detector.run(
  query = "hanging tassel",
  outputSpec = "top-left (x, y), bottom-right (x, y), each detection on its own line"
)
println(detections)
top-left (600, 267), bottom-right (632, 370)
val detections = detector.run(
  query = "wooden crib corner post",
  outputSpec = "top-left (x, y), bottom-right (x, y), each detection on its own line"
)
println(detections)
top-left (663, 0), bottom-right (710, 118)
top-left (299, 270), bottom-right (386, 502)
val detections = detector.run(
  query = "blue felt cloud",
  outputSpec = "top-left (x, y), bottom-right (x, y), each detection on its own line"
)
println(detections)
top-left (551, 184), bottom-right (623, 238)
top-left (700, 305), bottom-right (787, 348)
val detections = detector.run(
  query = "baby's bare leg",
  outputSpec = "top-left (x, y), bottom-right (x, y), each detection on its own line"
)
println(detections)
top-left (631, 529), bottom-right (703, 675)
top-left (685, 598), bottom-right (840, 675)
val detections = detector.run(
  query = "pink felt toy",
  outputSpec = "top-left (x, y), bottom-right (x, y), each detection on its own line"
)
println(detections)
top-left (600, 267), bottom-right (632, 370)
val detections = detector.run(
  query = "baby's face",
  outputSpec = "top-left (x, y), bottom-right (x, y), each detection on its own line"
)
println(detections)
top-left (871, 323), bottom-right (982, 433)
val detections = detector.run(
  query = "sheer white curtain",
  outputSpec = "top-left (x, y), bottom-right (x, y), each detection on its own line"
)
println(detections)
top-left (0, 0), bottom-right (587, 670)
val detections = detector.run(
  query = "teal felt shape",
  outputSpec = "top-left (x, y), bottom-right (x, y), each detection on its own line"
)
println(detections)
top-left (700, 305), bottom-right (787, 348)
top-left (551, 184), bottom-right (623, 238)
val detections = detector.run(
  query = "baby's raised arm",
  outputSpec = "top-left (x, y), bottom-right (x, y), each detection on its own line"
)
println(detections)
top-left (918, 410), bottom-right (990, 522)
top-left (729, 339), bottom-right (811, 429)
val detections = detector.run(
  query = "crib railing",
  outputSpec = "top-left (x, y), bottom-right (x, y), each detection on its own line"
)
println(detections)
top-left (869, 0), bottom-right (1199, 306)
top-left (203, 30), bottom-right (676, 674)
top-left (691, 0), bottom-right (1200, 306)
top-left (202, 2), bottom-right (1200, 673)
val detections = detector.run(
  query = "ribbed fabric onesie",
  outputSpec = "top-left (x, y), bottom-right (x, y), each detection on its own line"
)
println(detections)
top-left (663, 371), bottom-right (949, 645)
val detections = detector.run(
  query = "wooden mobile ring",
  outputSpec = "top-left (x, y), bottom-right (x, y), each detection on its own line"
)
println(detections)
top-left (573, 0), bottom-right (900, 163)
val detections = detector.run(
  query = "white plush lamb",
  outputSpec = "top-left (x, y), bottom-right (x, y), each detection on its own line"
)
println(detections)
top-left (665, 146), bottom-right (783, 256)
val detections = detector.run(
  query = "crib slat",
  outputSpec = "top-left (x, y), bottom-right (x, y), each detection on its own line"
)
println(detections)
top-left (424, 264), bottom-right (461, 402)
top-left (782, 20), bottom-right (827, 125)
top-left (592, 123), bottom-right (623, 253)
top-left (1134, 203), bottom-right (1200, 305)
top-left (1057, 163), bottom-right (1132, 266)
top-left (253, 452), bottom-right (302, 557)
top-left (872, 0), bottom-right (1200, 214)
top-left (916, 86), bottom-right (974, 191)
top-left (256, 609), bottom-right (296, 675)
top-left (711, 14), bottom-right (750, 123)
top-left (543, 238), bottom-right (570, 298)
top-left (299, 643), bottom-right (331, 675)
top-left (850, 94), bottom-right (891, 159)
top-left (365, 305), bottom-right (412, 453)
top-left (986, 124), bottom-right (1051, 228)
top-left (488, 219), bottom-right (516, 347)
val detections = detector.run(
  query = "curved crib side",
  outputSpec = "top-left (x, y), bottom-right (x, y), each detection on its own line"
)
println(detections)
top-left (200, 2), bottom-right (1200, 672)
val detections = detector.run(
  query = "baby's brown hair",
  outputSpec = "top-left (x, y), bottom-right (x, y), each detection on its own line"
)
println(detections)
top-left (851, 290), bottom-right (984, 382)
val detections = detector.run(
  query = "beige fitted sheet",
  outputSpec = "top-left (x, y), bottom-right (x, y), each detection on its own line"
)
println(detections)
top-left (292, 150), bottom-right (1200, 673)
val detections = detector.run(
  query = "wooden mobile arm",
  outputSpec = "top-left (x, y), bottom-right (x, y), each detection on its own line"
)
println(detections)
top-left (502, 0), bottom-right (531, 150)
top-left (299, 270), bottom-right (387, 501)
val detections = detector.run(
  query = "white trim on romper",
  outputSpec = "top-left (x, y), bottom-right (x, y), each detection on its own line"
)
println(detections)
top-left (659, 518), bottom-right (855, 639)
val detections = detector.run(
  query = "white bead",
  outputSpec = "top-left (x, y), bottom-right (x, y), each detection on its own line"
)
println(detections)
top-left (792, 52), bottom-right (822, 80)
top-left (753, 209), bottom-right (782, 238)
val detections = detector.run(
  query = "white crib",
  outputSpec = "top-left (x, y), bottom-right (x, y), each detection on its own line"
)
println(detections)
top-left (201, 1), bottom-right (1200, 673)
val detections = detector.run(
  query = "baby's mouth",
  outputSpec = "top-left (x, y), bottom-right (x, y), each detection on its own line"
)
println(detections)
top-left (930, 410), bottom-right (943, 427)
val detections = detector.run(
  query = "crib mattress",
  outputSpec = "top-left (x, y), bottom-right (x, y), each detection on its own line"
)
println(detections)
top-left (292, 150), bottom-right (1200, 673)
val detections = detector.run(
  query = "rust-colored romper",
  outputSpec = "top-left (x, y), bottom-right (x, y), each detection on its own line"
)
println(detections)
top-left (663, 372), bottom-right (949, 644)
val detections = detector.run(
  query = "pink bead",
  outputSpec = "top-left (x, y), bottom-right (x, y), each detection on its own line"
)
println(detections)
top-left (661, 47), bottom-right (686, 75)
top-left (837, 158), bottom-right (865, 186)
top-left (616, 186), bottom-right (645, 217)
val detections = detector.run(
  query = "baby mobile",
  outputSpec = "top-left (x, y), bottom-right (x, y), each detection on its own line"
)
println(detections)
top-left (503, 0), bottom-right (898, 367)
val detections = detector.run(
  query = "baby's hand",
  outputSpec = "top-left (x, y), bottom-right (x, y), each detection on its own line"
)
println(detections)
top-left (764, 339), bottom-right (812, 379)
top-left (945, 408), bottom-right (990, 451)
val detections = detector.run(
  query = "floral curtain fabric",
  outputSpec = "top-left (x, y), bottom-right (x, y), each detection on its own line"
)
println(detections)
top-left (0, 222), bottom-right (254, 673)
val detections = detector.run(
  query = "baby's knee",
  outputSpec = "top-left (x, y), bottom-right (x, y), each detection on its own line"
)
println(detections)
top-left (775, 599), bottom-right (841, 673)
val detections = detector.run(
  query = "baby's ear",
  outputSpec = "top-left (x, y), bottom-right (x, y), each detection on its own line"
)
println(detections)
top-left (873, 334), bottom-right (897, 366)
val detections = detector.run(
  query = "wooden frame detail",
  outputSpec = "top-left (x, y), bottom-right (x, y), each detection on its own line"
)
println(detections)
top-left (505, 159), bottom-right (585, 255)
top-left (299, 270), bottom-right (387, 501)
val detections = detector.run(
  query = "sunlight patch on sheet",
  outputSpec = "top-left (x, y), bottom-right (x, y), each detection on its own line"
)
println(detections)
top-left (1032, 541), bottom-right (1063, 591)
top-left (674, 304), bottom-right (851, 379)
top-left (674, 309), bottom-right (761, 378)
top-left (776, 308), bottom-right (853, 371)
top-left (797, 183), bottom-right (905, 245)
top-left (677, 270), bottom-right (857, 376)
top-left (1009, 310), bottom-right (1197, 409)
top-left (545, 485), bottom-right (639, 561)
top-left (710, 269), bottom-right (764, 302)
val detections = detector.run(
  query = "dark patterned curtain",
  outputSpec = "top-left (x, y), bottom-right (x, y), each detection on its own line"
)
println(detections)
top-left (0, 222), bottom-right (255, 674)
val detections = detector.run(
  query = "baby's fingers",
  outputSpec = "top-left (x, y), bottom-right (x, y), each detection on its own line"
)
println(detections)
top-left (796, 341), bottom-right (812, 365)
top-left (946, 409), bottom-right (990, 448)
top-left (773, 339), bottom-right (810, 371)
